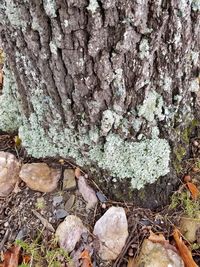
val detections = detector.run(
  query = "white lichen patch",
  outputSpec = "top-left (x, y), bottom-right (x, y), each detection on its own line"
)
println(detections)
top-left (191, 51), bottom-right (199, 66)
top-left (4, 0), bottom-right (27, 29)
top-left (43, 0), bottom-right (57, 18)
top-left (87, 0), bottom-right (99, 14)
top-left (0, 67), bottom-right (22, 132)
top-left (139, 38), bottom-right (150, 59)
top-left (50, 41), bottom-right (58, 56)
top-left (189, 78), bottom-right (199, 92)
top-left (89, 134), bottom-right (170, 190)
top-left (138, 90), bottom-right (164, 122)
top-left (64, 20), bottom-right (69, 28)
top-left (113, 68), bottom-right (126, 98)
top-left (191, 0), bottom-right (200, 11)
top-left (163, 76), bottom-right (172, 92)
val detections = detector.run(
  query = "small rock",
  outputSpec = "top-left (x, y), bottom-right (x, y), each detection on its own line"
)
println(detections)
top-left (180, 216), bottom-right (200, 243)
top-left (53, 196), bottom-right (63, 207)
top-left (93, 206), bottom-right (128, 260)
top-left (56, 215), bottom-right (87, 252)
top-left (65, 194), bottom-right (76, 211)
top-left (55, 209), bottom-right (68, 219)
top-left (15, 229), bottom-right (27, 240)
top-left (0, 152), bottom-right (21, 197)
top-left (78, 176), bottom-right (98, 209)
top-left (19, 163), bottom-right (60, 193)
top-left (136, 239), bottom-right (184, 267)
top-left (63, 169), bottom-right (76, 190)
top-left (96, 191), bottom-right (108, 203)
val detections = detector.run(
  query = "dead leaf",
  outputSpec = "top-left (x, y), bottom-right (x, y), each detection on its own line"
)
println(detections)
top-left (14, 136), bottom-right (21, 148)
top-left (80, 250), bottom-right (92, 267)
top-left (148, 230), bottom-right (178, 252)
top-left (148, 230), bottom-right (167, 243)
top-left (1, 245), bottom-right (20, 267)
top-left (183, 175), bottom-right (191, 183)
top-left (22, 254), bottom-right (31, 264)
top-left (59, 159), bottom-right (65, 165)
top-left (173, 228), bottom-right (198, 267)
top-left (75, 167), bottom-right (81, 178)
top-left (186, 182), bottom-right (199, 200)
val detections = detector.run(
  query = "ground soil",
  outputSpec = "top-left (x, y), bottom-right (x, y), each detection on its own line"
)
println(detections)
top-left (0, 133), bottom-right (200, 267)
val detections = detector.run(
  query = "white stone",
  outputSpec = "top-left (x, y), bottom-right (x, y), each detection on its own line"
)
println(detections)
top-left (19, 163), bottom-right (60, 192)
top-left (93, 207), bottom-right (128, 260)
top-left (56, 215), bottom-right (87, 252)
top-left (0, 152), bottom-right (21, 197)
top-left (136, 239), bottom-right (184, 267)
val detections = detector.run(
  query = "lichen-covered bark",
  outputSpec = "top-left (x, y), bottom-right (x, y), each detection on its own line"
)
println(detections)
top-left (0, 0), bottom-right (199, 208)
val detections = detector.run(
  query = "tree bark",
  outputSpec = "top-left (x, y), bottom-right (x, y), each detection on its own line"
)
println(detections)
top-left (0, 0), bottom-right (199, 208)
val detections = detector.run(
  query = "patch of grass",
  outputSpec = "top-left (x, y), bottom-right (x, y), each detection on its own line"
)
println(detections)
top-left (16, 230), bottom-right (71, 267)
top-left (35, 197), bottom-right (46, 210)
top-left (170, 191), bottom-right (200, 218)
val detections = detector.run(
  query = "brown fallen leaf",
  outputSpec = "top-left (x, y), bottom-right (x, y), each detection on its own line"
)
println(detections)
top-left (1, 245), bottom-right (20, 267)
top-left (186, 182), bottom-right (199, 200)
top-left (75, 167), bottom-right (81, 178)
top-left (148, 230), bottom-right (167, 244)
top-left (80, 249), bottom-right (92, 267)
top-left (173, 228), bottom-right (198, 267)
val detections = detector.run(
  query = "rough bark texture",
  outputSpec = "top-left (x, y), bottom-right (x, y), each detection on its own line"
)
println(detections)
top-left (0, 0), bottom-right (199, 208)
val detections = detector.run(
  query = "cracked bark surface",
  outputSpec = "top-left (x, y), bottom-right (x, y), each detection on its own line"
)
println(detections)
top-left (0, 0), bottom-right (199, 208)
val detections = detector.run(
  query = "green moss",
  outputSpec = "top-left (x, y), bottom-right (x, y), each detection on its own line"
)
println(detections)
top-left (170, 191), bottom-right (200, 218)
top-left (174, 145), bottom-right (186, 162)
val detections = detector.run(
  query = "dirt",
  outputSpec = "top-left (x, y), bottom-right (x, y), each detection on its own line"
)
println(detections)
top-left (0, 134), bottom-right (200, 266)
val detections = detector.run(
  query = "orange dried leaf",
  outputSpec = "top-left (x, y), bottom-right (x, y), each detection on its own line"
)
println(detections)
top-left (2, 245), bottom-right (20, 267)
top-left (186, 182), bottom-right (199, 199)
top-left (148, 230), bottom-right (167, 244)
top-left (173, 228), bottom-right (198, 267)
top-left (80, 250), bottom-right (92, 267)
top-left (22, 254), bottom-right (31, 264)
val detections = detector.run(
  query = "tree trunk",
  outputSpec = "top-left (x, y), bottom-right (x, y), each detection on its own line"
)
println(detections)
top-left (0, 0), bottom-right (199, 208)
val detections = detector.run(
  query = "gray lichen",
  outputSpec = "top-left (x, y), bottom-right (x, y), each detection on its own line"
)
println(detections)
top-left (138, 90), bottom-right (164, 122)
top-left (87, 0), bottom-right (99, 14)
top-left (3, 0), bottom-right (28, 30)
top-left (139, 38), bottom-right (150, 59)
top-left (43, 0), bottom-right (57, 18)
top-left (0, 66), bottom-right (22, 132)
top-left (191, 0), bottom-right (200, 11)
top-left (88, 133), bottom-right (170, 189)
